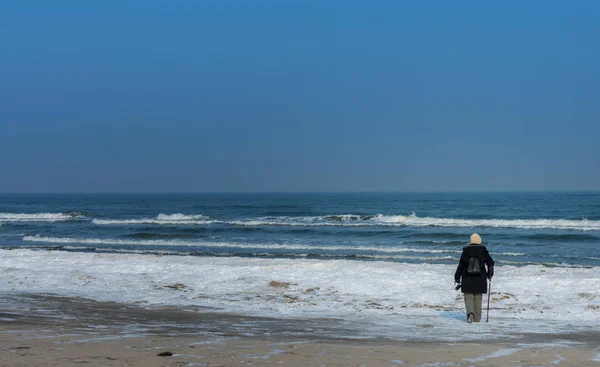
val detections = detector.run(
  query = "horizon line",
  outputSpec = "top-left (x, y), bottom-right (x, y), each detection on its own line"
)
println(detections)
top-left (0, 190), bottom-right (598, 195)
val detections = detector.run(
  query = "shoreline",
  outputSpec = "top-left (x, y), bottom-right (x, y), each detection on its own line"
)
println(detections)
top-left (2, 294), bottom-right (600, 366)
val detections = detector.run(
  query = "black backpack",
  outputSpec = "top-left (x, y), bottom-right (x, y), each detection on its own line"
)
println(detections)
top-left (466, 254), bottom-right (483, 276)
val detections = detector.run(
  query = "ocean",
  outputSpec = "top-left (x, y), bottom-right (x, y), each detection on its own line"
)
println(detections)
top-left (1, 192), bottom-right (600, 341)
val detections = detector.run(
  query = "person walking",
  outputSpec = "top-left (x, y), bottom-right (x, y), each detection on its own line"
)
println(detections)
top-left (454, 233), bottom-right (494, 323)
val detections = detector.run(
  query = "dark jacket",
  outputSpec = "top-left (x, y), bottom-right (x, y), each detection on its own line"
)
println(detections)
top-left (454, 244), bottom-right (494, 294)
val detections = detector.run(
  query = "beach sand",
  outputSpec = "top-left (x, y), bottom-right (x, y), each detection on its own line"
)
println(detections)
top-left (1, 294), bottom-right (599, 366)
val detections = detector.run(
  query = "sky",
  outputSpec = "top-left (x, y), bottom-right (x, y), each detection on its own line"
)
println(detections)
top-left (1, 1), bottom-right (599, 192)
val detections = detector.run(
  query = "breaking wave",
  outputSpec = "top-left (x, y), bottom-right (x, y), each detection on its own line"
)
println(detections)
top-left (88, 212), bottom-right (600, 231)
top-left (230, 213), bottom-right (600, 231)
top-left (88, 213), bottom-right (600, 231)
top-left (0, 212), bottom-right (85, 223)
top-left (22, 235), bottom-right (523, 259)
top-left (23, 235), bottom-right (462, 255)
top-left (93, 213), bottom-right (214, 225)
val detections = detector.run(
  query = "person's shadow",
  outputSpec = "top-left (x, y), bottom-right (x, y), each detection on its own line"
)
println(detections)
top-left (439, 311), bottom-right (465, 321)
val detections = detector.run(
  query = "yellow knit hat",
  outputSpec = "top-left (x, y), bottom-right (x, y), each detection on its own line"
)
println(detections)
top-left (470, 233), bottom-right (482, 245)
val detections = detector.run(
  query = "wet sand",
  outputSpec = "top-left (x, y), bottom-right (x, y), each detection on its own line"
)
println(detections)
top-left (1, 294), bottom-right (600, 366)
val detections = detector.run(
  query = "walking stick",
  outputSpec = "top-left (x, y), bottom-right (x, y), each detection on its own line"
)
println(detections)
top-left (486, 279), bottom-right (491, 323)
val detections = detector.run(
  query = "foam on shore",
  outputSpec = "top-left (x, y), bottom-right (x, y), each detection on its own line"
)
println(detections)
top-left (1, 249), bottom-right (599, 341)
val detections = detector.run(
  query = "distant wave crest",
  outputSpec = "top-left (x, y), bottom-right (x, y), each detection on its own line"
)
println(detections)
top-left (0, 212), bottom-right (85, 222)
top-left (93, 213), bottom-right (214, 225)
top-left (90, 212), bottom-right (600, 231)
top-left (230, 213), bottom-right (600, 231)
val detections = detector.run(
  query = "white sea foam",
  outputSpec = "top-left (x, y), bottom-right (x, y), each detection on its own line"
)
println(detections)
top-left (464, 348), bottom-right (521, 362)
top-left (156, 213), bottom-right (208, 221)
top-left (93, 213), bottom-right (215, 225)
top-left (499, 260), bottom-right (592, 268)
top-left (88, 212), bottom-right (600, 230)
top-left (0, 212), bottom-right (84, 222)
top-left (372, 213), bottom-right (600, 231)
top-left (18, 236), bottom-right (551, 267)
top-left (226, 214), bottom-right (600, 231)
top-left (355, 254), bottom-right (457, 261)
top-left (1, 249), bottom-right (599, 341)
top-left (59, 247), bottom-right (186, 255)
top-left (21, 235), bottom-right (462, 255)
top-left (551, 355), bottom-right (565, 364)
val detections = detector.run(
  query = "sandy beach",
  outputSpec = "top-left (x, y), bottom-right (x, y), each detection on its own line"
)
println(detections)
top-left (2, 294), bottom-right (600, 367)
top-left (3, 0), bottom-right (600, 362)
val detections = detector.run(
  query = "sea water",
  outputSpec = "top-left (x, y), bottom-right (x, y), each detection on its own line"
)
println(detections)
top-left (1, 192), bottom-right (599, 340)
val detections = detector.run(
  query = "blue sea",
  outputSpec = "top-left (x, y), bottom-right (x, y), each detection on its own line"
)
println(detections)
top-left (2, 192), bottom-right (600, 341)
top-left (1, 192), bottom-right (599, 267)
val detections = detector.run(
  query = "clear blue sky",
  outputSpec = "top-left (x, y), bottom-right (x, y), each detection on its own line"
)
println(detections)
top-left (1, 1), bottom-right (599, 192)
